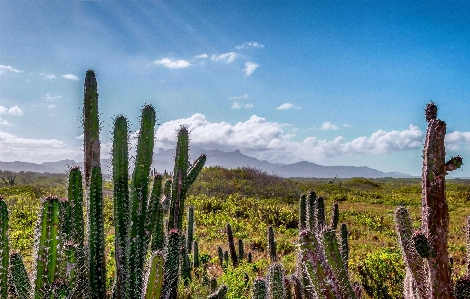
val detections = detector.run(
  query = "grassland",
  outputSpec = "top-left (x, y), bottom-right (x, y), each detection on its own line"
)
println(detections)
top-left (1, 167), bottom-right (470, 299)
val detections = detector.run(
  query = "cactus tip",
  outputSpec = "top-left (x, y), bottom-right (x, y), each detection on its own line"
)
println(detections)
top-left (425, 101), bottom-right (438, 122)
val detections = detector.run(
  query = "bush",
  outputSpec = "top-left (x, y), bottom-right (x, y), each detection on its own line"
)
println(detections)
top-left (357, 247), bottom-right (405, 299)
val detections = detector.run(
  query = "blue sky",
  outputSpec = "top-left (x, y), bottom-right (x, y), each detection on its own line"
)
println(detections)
top-left (1, 1), bottom-right (470, 176)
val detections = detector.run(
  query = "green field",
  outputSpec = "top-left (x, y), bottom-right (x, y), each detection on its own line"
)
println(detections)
top-left (2, 167), bottom-right (470, 299)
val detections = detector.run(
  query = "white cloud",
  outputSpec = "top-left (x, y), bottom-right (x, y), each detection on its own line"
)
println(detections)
top-left (244, 62), bottom-right (259, 76)
top-left (0, 105), bottom-right (22, 116)
top-left (276, 103), bottom-right (300, 110)
top-left (321, 122), bottom-right (339, 130)
top-left (0, 131), bottom-right (81, 163)
top-left (48, 105), bottom-right (56, 109)
top-left (236, 41), bottom-right (264, 49)
top-left (195, 54), bottom-right (208, 59)
top-left (0, 119), bottom-right (11, 126)
top-left (62, 74), bottom-right (79, 80)
top-left (211, 52), bottom-right (237, 63)
top-left (154, 58), bottom-right (192, 69)
top-left (446, 131), bottom-right (470, 151)
top-left (154, 114), bottom-right (427, 164)
top-left (0, 65), bottom-right (22, 74)
top-left (40, 73), bottom-right (56, 79)
top-left (231, 102), bottom-right (253, 109)
top-left (8, 106), bottom-right (22, 116)
top-left (231, 102), bottom-right (241, 110)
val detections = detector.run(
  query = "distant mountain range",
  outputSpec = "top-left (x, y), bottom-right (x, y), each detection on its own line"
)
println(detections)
top-left (0, 147), bottom-right (412, 178)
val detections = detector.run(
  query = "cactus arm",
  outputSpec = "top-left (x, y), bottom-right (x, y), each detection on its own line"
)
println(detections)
top-left (0, 197), bottom-right (8, 299)
top-left (394, 207), bottom-right (428, 298)
top-left (226, 223), bottom-right (238, 267)
top-left (186, 154), bottom-right (206, 188)
top-left (128, 105), bottom-right (156, 298)
top-left (111, 115), bottom-right (130, 299)
top-left (421, 103), bottom-right (452, 298)
top-left (9, 253), bottom-right (31, 299)
top-left (88, 167), bottom-right (106, 299)
top-left (83, 69), bottom-right (100, 186)
top-left (322, 229), bottom-right (357, 299)
top-left (144, 251), bottom-right (164, 299)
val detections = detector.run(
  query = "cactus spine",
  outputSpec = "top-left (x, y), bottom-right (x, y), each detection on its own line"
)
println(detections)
top-left (394, 102), bottom-right (463, 299)
top-left (0, 197), bottom-right (8, 299)
top-left (83, 69), bottom-right (100, 186)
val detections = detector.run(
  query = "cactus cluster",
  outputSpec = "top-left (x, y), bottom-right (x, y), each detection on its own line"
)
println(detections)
top-left (0, 70), bottom-right (208, 299)
top-left (394, 102), bottom-right (465, 299)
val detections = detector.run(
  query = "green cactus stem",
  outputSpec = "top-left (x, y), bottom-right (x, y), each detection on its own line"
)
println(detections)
top-left (9, 253), bottom-right (31, 299)
top-left (217, 247), bottom-right (224, 268)
top-left (322, 229), bottom-right (356, 298)
top-left (267, 263), bottom-right (285, 299)
top-left (186, 154), bottom-right (207, 188)
top-left (144, 251), bottom-right (164, 299)
top-left (150, 197), bottom-right (165, 252)
top-left (83, 69), bottom-right (100, 186)
top-left (267, 226), bottom-right (277, 263)
top-left (238, 239), bottom-right (244, 262)
top-left (412, 230), bottom-right (430, 258)
top-left (128, 105), bottom-right (156, 298)
top-left (289, 275), bottom-right (303, 299)
top-left (207, 285), bottom-right (228, 299)
top-left (33, 196), bottom-right (61, 299)
top-left (0, 197), bottom-right (8, 299)
top-left (307, 191), bottom-right (316, 231)
top-left (145, 174), bottom-right (163, 251)
top-left (299, 195), bottom-right (307, 231)
top-left (330, 202), bottom-right (339, 230)
top-left (193, 240), bottom-right (200, 268)
top-left (88, 167), bottom-right (106, 299)
top-left (180, 235), bottom-right (192, 286)
top-left (316, 197), bottom-right (326, 231)
top-left (339, 223), bottom-right (349, 271)
top-left (161, 230), bottom-right (180, 299)
top-left (226, 223), bottom-right (238, 267)
top-left (187, 206), bottom-right (194, 253)
top-left (298, 230), bottom-right (340, 299)
top-left (112, 115), bottom-right (130, 299)
top-left (223, 251), bottom-right (229, 271)
top-left (252, 278), bottom-right (267, 299)
top-left (247, 252), bottom-right (253, 264)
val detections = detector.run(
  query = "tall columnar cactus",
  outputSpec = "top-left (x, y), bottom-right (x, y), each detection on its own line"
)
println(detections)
top-left (395, 102), bottom-right (463, 299)
top-left (267, 262), bottom-right (286, 299)
top-left (238, 239), bottom-right (244, 262)
top-left (253, 278), bottom-right (267, 299)
top-left (187, 206), bottom-right (194, 253)
top-left (144, 251), bottom-right (164, 299)
top-left (83, 69), bottom-right (100, 186)
top-left (128, 105), bottom-right (156, 298)
top-left (193, 240), bottom-right (200, 268)
top-left (299, 194), bottom-right (307, 231)
top-left (307, 191), bottom-right (316, 231)
top-left (161, 230), bottom-right (181, 299)
top-left (88, 167), bottom-right (106, 299)
top-left (267, 226), bottom-right (277, 263)
top-left (226, 223), bottom-right (238, 268)
top-left (0, 197), bottom-right (8, 299)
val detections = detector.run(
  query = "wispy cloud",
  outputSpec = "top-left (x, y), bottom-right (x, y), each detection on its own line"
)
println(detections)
top-left (321, 122), bottom-right (339, 130)
top-left (211, 52), bottom-right (237, 63)
top-left (40, 73), bottom-right (56, 79)
top-left (154, 58), bottom-right (192, 69)
top-left (0, 119), bottom-right (11, 126)
top-left (244, 62), bottom-right (259, 76)
top-left (62, 74), bottom-right (79, 80)
top-left (0, 65), bottom-right (23, 74)
top-left (0, 105), bottom-right (23, 116)
top-left (236, 41), bottom-right (264, 49)
top-left (195, 53), bottom-right (208, 59)
top-left (46, 93), bottom-right (62, 101)
top-left (229, 94), bottom-right (249, 100)
top-left (154, 114), bottom-right (429, 164)
top-left (231, 102), bottom-right (253, 109)
top-left (276, 103), bottom-right (300, 110)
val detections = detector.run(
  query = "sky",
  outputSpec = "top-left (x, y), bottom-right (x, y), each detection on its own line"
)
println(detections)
top-left (1, 1), bottom-right (470, 177)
